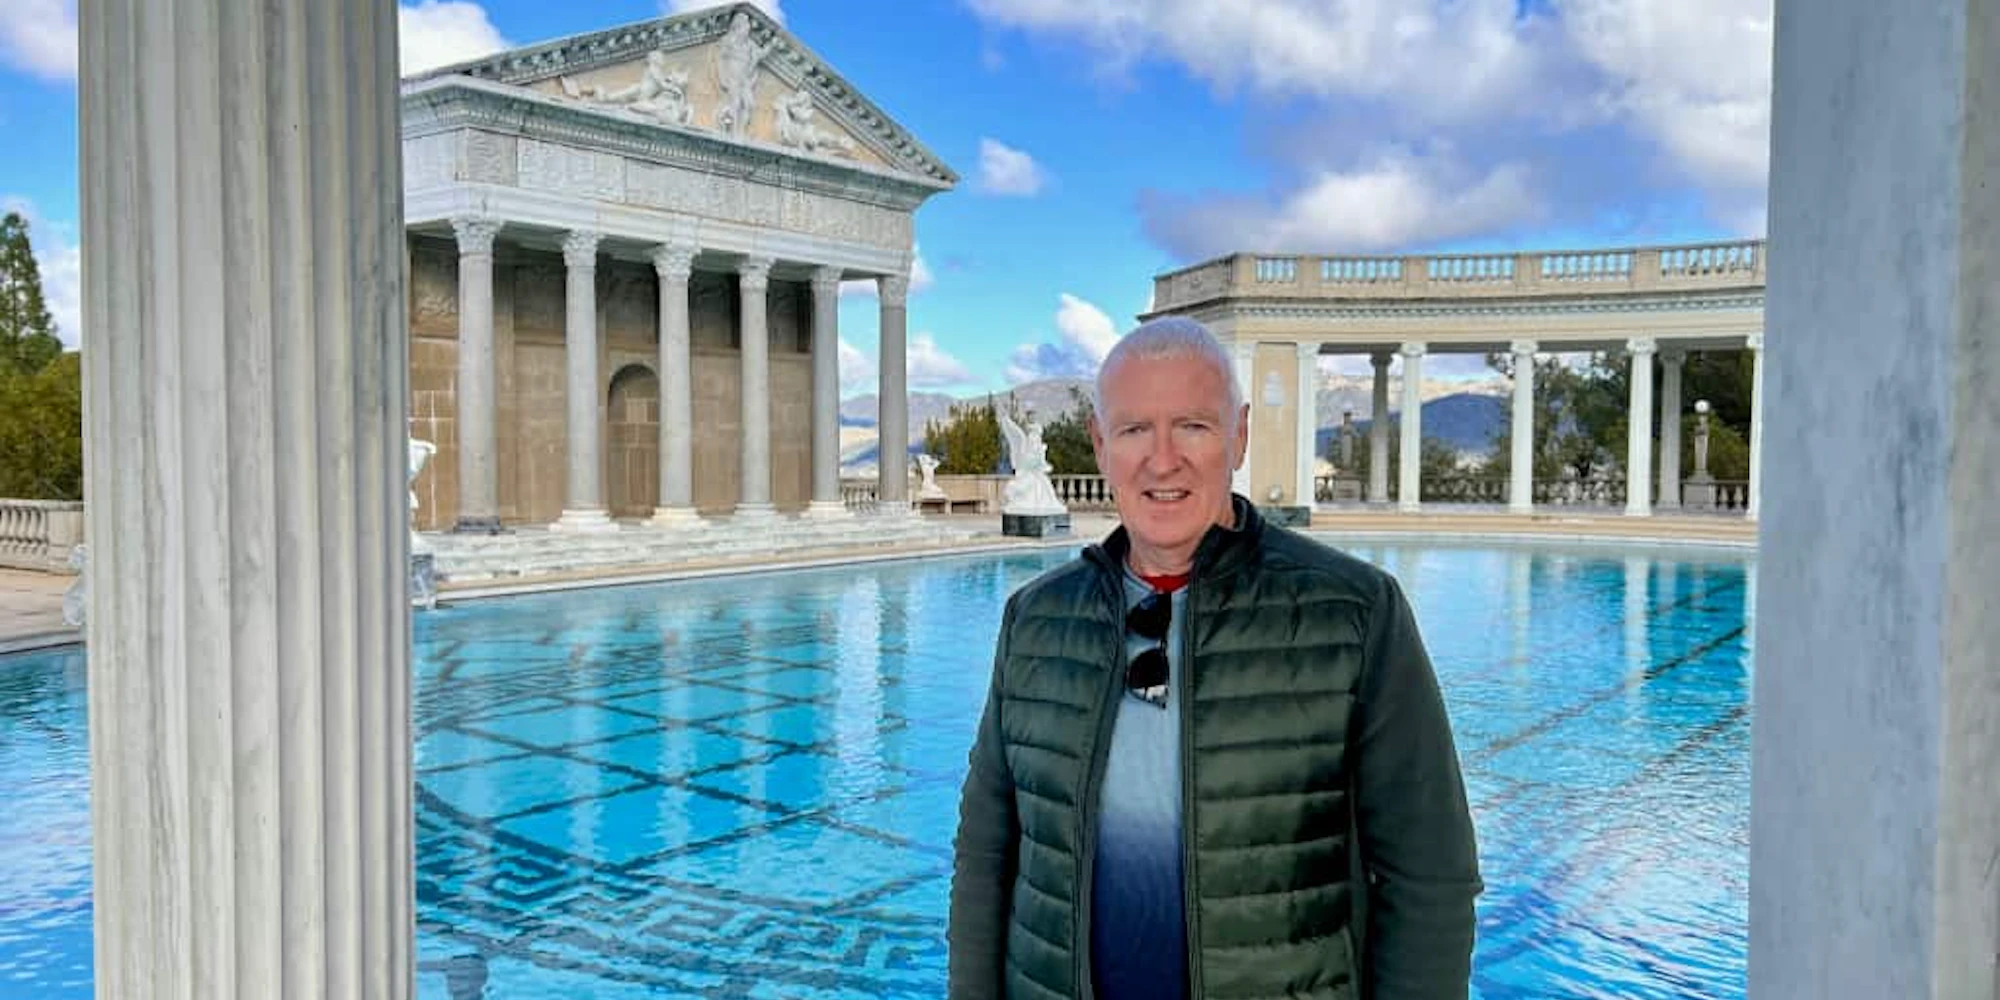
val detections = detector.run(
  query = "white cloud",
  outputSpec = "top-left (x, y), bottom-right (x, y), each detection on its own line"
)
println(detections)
top-left (965, 0), bottom-right (1550, 121)
top-left (399, 1), bottom-right (510, 76)
top-left (977, 138), bottom-right (1047, 196)
top-left (663, 0), bottom-right (785, 24)
top-left (1006, 293), bottom-right (1121, 384)
top-left (837, 336), bottom-right (875, 390)
top-left (1564, 0), bottom-right (1774, 190)
top-left (841, 243), bottom-right (936, 299)
top-left (0, 0), bottom-right (75, 81)
top-left (1144, 148), bottom-right (1541, 258)
top-left (2, 197), bottom-right (81, 349)
top-left (906, 332), bottom-right (974, 389)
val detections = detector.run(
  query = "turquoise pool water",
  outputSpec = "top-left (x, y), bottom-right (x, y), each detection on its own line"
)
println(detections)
top-left (0, 539), bottom-right (1753, 998)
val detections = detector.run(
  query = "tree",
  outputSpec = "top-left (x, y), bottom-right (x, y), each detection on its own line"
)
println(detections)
top-left (0, 212), bottom-right (61, 377)
top-left (1345, 417), bottom-right (1464, 499)
top-left (0, 351), bottom-right (83, 499)
top-left (922, 396), bottom-right (1002, 475)
top-left (1034, 386), bottom-right (1099, 475)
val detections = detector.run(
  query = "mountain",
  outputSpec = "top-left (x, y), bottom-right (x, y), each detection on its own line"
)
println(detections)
top-left (835, 375), bottom-right (1508, 475)
top-left (1315, 392), bottom-right (1506, 460)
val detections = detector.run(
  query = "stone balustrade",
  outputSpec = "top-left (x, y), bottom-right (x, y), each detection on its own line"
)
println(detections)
top-left (0, 499), bottom-right (84, 573)
top-left (1152, 239), bottom-right (1767, 311)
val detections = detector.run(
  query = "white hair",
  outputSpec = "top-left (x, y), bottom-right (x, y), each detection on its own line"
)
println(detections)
top-left (1092, 315), bottom-right (1244, 426)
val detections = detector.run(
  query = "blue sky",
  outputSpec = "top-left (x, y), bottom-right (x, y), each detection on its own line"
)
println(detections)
top-left (0, 0), bottom-right (1772, 394)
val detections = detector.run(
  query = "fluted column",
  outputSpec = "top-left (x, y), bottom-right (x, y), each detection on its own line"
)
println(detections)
top-left (1295, 343), bottom-right (1319, 507)
top-left (1398, 342), bottom-right (1425, 511)
top-left (1369, 350), bottom-right (1391, 504)
top-left (876, 272), bottom-right (911, 514)
top-left (1746, 333), bottom-right (1764, 520)
top-left (450, 215), bottom-right (503, 534)
top-left (1625, 336), bottom-right (1657, 516)
top-left (650, 243), bottom-right (699, 525)
top-left (555, 230), bottom-right (613, 532)
top-left (806, 265), bottom-right (847, 517)
top-left (80, 0), bottom-right (413, 996)
top-left (1232, 341), bottom-right (1255, 497)
top-left (736, 255), bottom-right (776, 518)
top-left (1509, 339), bottom-right (1537, 513)
top-left (1658, 349), bottom-right (1686, 510)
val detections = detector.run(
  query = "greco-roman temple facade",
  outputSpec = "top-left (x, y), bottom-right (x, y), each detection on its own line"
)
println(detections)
top-left (1140, 241), bottom-right (1768, 518)
top-left (399, 5), bottom-right (951, 533)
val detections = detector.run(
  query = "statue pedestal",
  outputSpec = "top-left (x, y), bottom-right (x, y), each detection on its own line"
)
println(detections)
top-left (1684, 472), bottom-right (1717, 510)
top-left (1003, 510), bottom-right (1071, 538)
top-left (410, 552), bottom-right (438, 611)
top-left (1263, 505), bottom-right (1312, 527)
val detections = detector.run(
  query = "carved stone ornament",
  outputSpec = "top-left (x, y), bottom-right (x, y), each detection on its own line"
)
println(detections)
top-left (558, 50), bottom-right (694, 127)
top-left (774, 89), bottom-right (856, 158)
top-left (712, 12), bottom-right (773, 137)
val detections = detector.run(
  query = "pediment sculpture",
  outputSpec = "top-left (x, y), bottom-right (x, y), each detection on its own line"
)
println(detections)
top-left (998, 412), bottom-right (1068, 515)
top-left (559, 50), bottom-right (693, 127)
top-left (713, 12), bottom-right (773, 137)
top-left (774, 89), bottom-right (856, 158)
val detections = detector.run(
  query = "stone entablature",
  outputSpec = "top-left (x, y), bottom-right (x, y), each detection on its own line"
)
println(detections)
top-left (1148, 240), bottom-right (1766, 315)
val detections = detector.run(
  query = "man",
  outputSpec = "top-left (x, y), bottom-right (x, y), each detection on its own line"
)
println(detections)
top-left (948, 316), bottom-right (1482, 999)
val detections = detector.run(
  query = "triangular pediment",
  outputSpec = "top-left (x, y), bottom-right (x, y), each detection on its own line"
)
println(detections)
top-left (405, 3), bottom-right (956, 187)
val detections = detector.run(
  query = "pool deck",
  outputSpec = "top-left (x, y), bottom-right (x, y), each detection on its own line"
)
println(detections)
top-left (0, 568), bottom-right (78, 654)
top-left (0, 507), bottom-right (1758, 648)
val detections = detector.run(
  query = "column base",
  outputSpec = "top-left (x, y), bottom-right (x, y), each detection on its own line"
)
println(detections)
top-left (1397, 500), bottom-right (1422, 513)
top-left (873, 499), bottom-right (913, 519)
top-left (732, 502), bottom-right (779, 523)
top-left (649, 505), bottom-right (706, 528)
top-left (552, 508), bottom-right (618, 533)
top-left (1624, 502), bottom-right (1654, 517)
top-left (1508, 502), bottom-right (1534, 515)
top-left (802, 500), bottom-right (850, 519)
top-left (452, 515), bottom-right (509, 535)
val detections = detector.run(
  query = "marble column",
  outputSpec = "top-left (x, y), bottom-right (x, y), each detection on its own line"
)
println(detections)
top-left (1232, 341), bottom-right (1256, 497)
top-left (1658, 349), bottom-right (1685, 511)
top-left (1745, 334), bottom-right (1764, 520)
top-left (876, 272), bottom-right (911, 513)
top-left (1751, 1), bottom-right (1998, 994)
top-left (1398, 343), bottom-right (1425, 512)
top-left (736, 255), bottom-right (776, 518)
top-left (806, 265), bottom-right (847, 517)
top-left (650, 242), bottom-right (699, 525)
top-left (1623, 337), bottom-right (1656, 516)
top-left (1509, 340), bottom-right (1537, 513)
top-left (450, 215), bottom-right (503, 533)
top-left (555, 230), bottom-right (613, 532)
top-left (1368, 351), bottom-right (1391, 504)
top-left (79, 0), bottom-right (413, 995)
top-left (1295, 343), bottom-right (1319, 506)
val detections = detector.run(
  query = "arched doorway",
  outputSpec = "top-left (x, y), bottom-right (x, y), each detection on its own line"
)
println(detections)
top-left (607, 364), bottom-right (660, 518)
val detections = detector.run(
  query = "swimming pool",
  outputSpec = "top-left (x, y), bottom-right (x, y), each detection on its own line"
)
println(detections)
top-left (0, 538), bottom-right (1752, 999)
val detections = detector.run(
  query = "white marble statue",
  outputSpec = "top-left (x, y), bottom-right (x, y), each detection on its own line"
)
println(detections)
top-left (559, 51), bottom-right (693, 126)
top-left (916, 453), bottom-right (946, 499)
top-left (408, 437), bottom-right (437, 554)
top-left (774, 89), bottom-right (856, 157)
top-left (712, 12), bottom-right (772, 137)
top-left (61, 544), bottom-right (86, 628)
top-left (998, 412), bottom-right (1067, 514)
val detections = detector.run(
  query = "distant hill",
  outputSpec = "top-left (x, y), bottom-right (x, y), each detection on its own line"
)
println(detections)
top-left (838, 377), bottom-right (1508, 475)
top-left (1315, 392), bottom-right (1505, 460)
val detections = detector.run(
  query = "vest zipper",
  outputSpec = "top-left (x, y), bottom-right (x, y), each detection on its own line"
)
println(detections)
top-left (1179, 579), bottom-right (1204, 999)
top-left (1074, 570), bottom-right (1128, 1000)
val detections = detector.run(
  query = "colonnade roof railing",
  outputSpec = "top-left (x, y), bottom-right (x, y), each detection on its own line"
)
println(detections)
top-left (1146, 239), bottom-right (1767, 316)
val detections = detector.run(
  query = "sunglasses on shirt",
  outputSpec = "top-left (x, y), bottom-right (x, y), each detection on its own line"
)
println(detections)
top-left (1125, 592), bottom-right (1171, 707)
